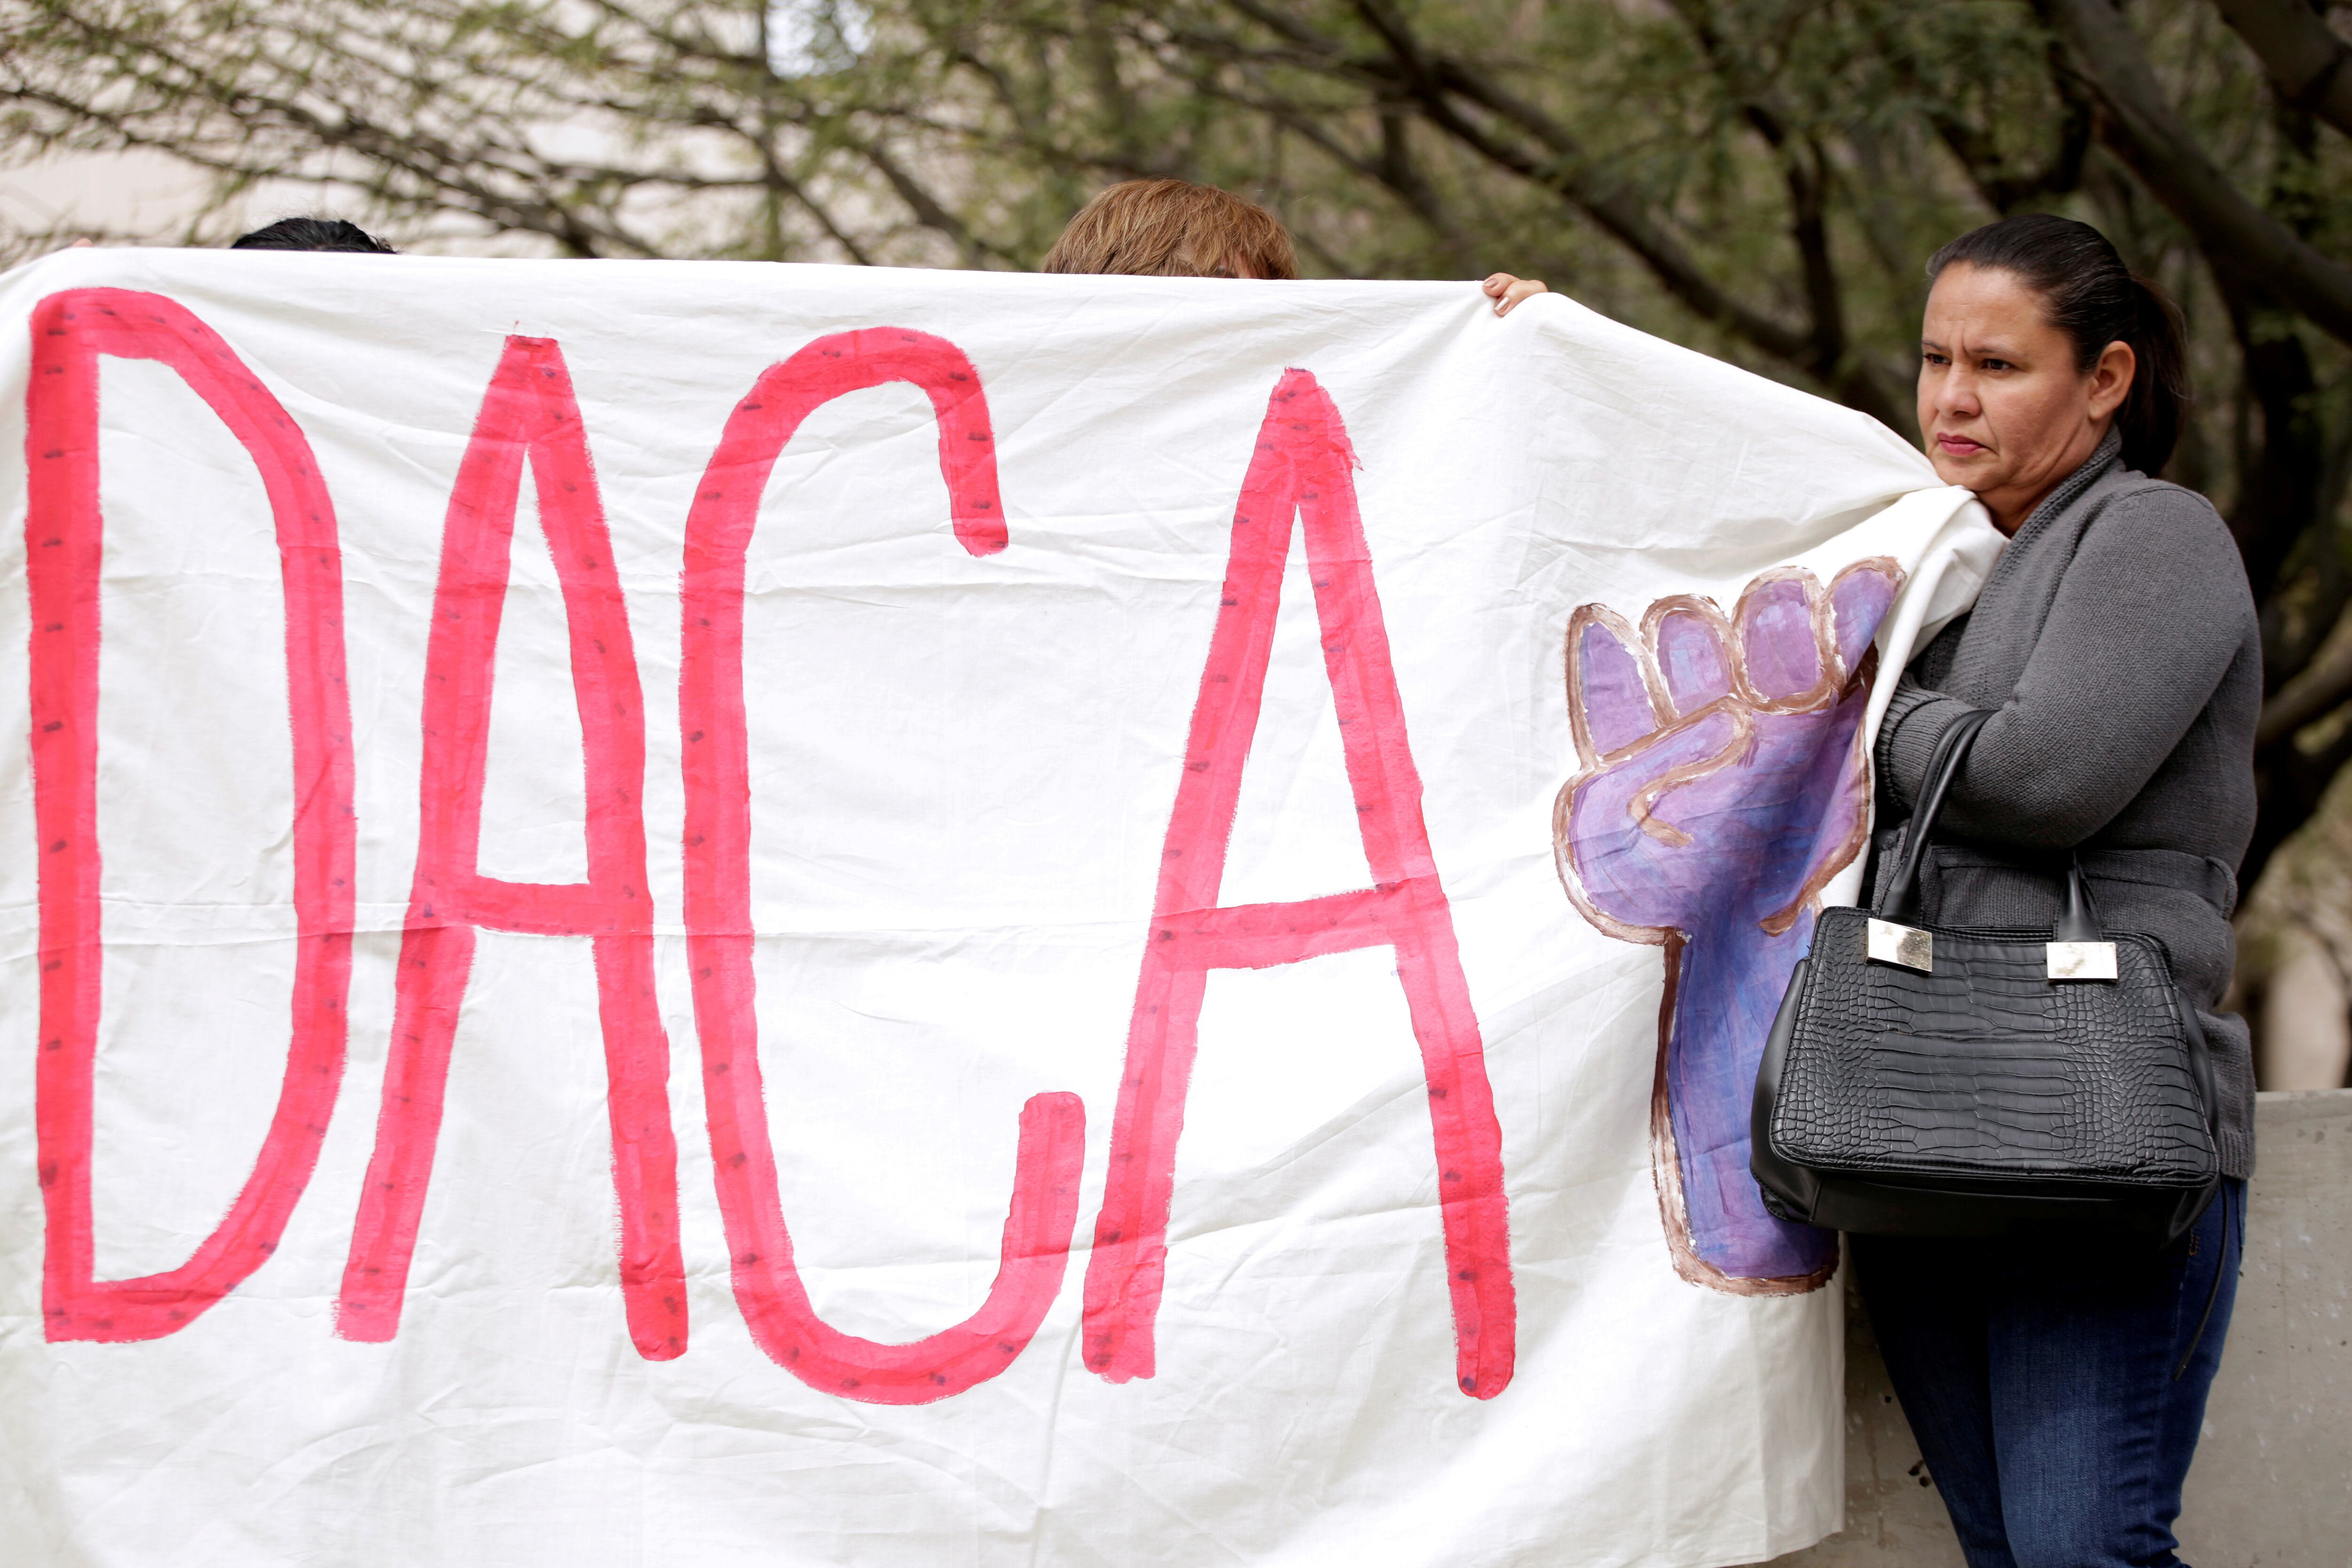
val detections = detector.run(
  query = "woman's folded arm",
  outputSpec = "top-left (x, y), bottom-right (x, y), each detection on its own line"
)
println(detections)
top-left (1875, 487), bottom-right (2250, 849)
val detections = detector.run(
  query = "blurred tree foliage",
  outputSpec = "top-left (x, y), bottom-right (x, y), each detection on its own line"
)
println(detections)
top-left (5, 0), bottom-right (2351, 878)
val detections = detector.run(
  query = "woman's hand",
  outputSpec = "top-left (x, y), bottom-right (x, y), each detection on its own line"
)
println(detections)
top-left (1482, 273), bottom-right (1548, 316)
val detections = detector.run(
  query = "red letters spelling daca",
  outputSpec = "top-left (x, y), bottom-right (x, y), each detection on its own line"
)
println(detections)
top-left (23, 288), bottom-right (1515, 1403)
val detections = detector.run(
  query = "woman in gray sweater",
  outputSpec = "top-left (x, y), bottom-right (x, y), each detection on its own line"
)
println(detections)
top-left (1859, 214), bottom-right (2257, 1568)
top-left (1486, 213), bottom-right (2252, 1563)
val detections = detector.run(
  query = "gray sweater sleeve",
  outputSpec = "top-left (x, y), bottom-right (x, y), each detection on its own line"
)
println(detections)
top-left (1875, 487), bottom-right (2249, 847)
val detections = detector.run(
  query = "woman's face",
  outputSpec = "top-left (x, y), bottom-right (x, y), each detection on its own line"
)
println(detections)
top-left (1916, 262), bottom-right (2135, 533)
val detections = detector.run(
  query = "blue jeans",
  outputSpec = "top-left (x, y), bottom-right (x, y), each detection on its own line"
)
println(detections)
top-left (1851, 1181), bottom-right (2244, 1568)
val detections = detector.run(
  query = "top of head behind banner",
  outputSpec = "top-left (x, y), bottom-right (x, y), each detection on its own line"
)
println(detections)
top-left (0, 247), bottom-right (1996, 1568)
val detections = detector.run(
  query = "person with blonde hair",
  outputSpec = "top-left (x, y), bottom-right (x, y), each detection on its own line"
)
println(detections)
top-left (1041, 177), bottom-right (1298, 280)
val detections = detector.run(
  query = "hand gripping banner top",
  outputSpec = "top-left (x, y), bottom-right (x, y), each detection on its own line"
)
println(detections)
top-left (0, 247), bottom-right (1996, 1568)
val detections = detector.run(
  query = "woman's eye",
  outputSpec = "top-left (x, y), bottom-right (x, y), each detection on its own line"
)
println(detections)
top-left (1981, 358), bottom-right (2013, 371)
top-left (1921, 350), bottom-right (1947, 366)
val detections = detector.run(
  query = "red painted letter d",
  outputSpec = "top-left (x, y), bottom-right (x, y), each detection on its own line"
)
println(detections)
top-left (29, 290), bottom-right (357, 1341)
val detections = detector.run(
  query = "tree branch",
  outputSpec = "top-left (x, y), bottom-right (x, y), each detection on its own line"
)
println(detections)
top-left (861, 139), bottom-right (1005, 266)
top-left (1662, 2), bottom-right (1907, 423)
top-left (1331, 5), bottom-right (1810, 356)
top-left (2214, 0), bottom-right (2352, 139)
top-left (2039, 0), bottom-right (2352, 345)
top-left (1917, 58), bottom-right (2091, 213)
top-left (2216, 270), bottom-right (2330, 641)
top-left (2262, 600), bottom-right (2352, 744)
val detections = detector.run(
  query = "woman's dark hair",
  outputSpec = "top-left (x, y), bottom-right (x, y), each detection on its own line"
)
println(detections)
top-left (230, 217), bottom-right (397, 255)
top-left (1927, 214), bottom-right (2188, 475)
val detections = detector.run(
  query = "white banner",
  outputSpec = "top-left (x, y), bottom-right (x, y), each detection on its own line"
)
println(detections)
top-left (0, 248), bottom-right (1996, 1568)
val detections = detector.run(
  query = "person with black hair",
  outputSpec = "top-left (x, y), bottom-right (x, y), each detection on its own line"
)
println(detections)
top-left (1855, 214), bottom-right (2255, 1568)
top-left (229, 217), bottom-right (397, 254)
top-left (1487, 216), bottom-right (2253, 1565)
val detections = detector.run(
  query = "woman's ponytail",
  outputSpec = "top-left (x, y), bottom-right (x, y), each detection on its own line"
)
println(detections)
top-left (1928, 214), bottom-right (2192, 476)
top-left (2117, 276), bottom-right (2189, 476)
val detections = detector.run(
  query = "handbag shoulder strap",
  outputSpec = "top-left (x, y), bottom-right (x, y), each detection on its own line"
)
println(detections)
top-left (1877, 706), bottom-right (2109, 940)
top-left (1880, 707), bottom-right (1990, 926)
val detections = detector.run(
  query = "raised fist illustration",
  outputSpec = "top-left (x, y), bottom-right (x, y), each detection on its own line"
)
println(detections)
top-left (1554, 560), bottom-right (1900, 1293)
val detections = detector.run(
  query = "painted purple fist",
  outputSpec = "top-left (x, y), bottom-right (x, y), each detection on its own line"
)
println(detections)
top-left (1555, 561), bottom-right (1900, 1292)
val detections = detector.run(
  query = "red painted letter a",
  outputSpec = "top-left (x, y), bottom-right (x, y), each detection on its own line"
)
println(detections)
top-left (338, 336), bottom-right (686, 1360)
top-left (1081, 369), bottom-right (1515, 1399)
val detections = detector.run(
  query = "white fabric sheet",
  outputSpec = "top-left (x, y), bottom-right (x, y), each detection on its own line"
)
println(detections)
top-left (0, 248), bottom-right (1999, 1568)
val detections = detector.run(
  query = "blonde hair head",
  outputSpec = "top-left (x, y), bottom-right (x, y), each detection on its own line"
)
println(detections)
top-left (1041, 178), bottom-right (1299, 280)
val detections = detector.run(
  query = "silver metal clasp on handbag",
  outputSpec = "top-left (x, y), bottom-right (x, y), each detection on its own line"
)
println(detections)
top-left (2045, 855), bottom-right (2117, 980)
top-left (2046, 941), bottom-right (2118, 982)
top-left (1867, 918), bottom-right (1933, 972)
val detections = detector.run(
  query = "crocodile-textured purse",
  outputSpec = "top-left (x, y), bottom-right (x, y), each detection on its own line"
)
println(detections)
top-left (1750, 709), bottom-right (2221, 1242)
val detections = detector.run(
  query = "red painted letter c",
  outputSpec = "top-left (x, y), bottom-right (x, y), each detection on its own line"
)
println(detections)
top-left (679, 328), bottom-right (1080, 1404)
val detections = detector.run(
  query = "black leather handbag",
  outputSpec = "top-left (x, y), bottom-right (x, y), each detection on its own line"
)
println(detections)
top-left (1751, 709), bottom-right (2222, 1242)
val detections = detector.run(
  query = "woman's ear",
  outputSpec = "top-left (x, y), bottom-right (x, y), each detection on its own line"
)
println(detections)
top-left (2088, 338), bottom-right (2137, 423)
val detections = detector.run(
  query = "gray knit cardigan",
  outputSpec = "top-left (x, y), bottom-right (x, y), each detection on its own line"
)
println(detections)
top-left (1872, 430), bottom-right (2263, 1178)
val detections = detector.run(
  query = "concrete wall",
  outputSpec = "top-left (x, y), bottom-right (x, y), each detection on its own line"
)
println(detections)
top-left (1771, 1089), bottom-right (2352, 1567)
